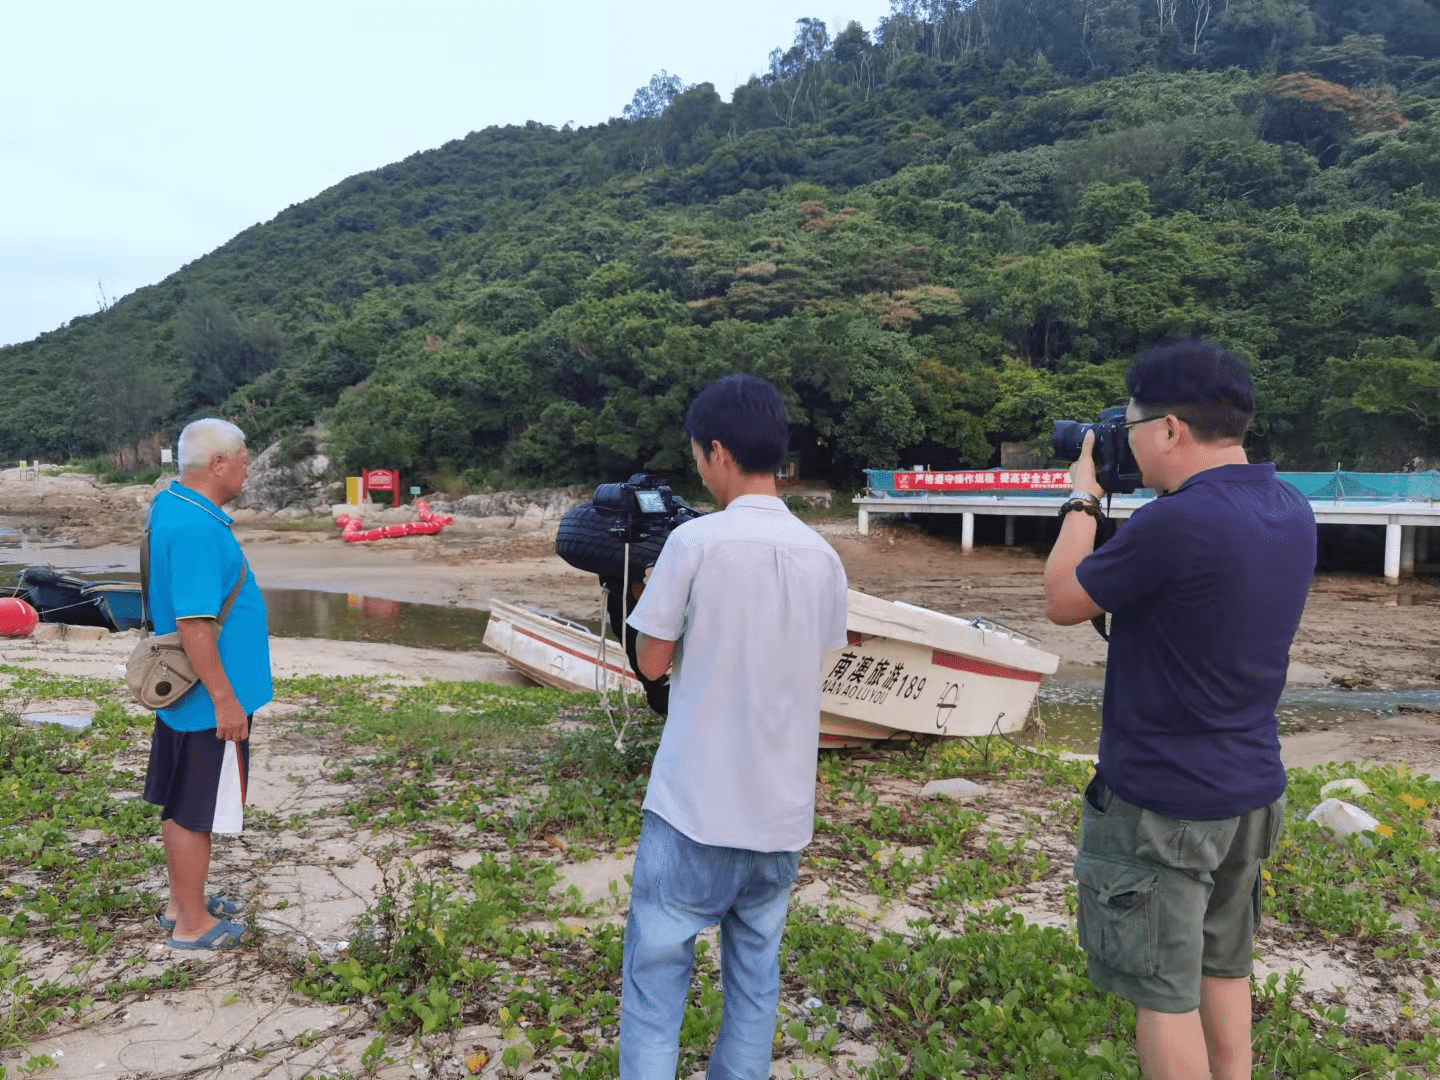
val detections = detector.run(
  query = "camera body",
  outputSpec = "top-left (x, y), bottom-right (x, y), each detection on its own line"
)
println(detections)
top-left (1052, 406), bottom-right (1143, 495)
top-left (590, 474), bottom-right (699, 543)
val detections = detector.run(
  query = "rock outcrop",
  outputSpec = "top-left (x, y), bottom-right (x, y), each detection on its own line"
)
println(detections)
top-left (424, 486), bottom-right (591, 524)
top-left (236, 437), bottom-right (335, 513)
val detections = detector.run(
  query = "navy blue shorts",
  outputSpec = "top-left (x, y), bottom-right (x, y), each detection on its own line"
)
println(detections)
top-left (142, 715), bottom-right (253, 834)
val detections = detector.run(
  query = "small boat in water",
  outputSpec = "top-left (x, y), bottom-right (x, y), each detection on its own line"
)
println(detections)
top-left (482, 592), bottom-right (1059, 746)
top-left (5, 568), bottom-right (139, 632)
top-left (80, 583), bottom-right (143, 631)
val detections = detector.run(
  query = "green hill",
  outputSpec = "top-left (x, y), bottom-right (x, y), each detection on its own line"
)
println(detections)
top-left (5, 0), bottom-right (1439, 483)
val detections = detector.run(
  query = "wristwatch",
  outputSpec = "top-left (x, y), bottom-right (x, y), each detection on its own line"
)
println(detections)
top-left (1059, 490), bottom-right (1104, 522)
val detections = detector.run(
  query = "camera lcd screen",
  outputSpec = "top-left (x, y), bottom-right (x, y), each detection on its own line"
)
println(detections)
top-left (633, 490), bottom-right (667, 514)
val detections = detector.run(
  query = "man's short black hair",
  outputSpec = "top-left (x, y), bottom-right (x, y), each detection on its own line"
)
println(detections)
top-left (1126, 338), bottom-right (1255, 444)
top-left (684, 374), bottom-right (789, 474)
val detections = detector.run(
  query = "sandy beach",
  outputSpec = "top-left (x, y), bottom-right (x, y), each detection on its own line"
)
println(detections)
top-left (3, 469), bottom-right (1440, 1078)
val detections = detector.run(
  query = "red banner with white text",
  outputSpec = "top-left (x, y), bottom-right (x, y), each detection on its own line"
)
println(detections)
top-left (892, 469), bottom-right (1071, 492)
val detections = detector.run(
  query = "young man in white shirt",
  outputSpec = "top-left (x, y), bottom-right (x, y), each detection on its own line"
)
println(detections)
top-left (619, 374), bottom-right (849, 1080)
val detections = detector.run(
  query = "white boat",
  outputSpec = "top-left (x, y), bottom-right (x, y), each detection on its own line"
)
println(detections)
top-left (817, 591), bottom-right (1059, 745)
top-left (482, 600), bottom-right (644, 696)
top-left (482, 592), bottom-right (1060, 746)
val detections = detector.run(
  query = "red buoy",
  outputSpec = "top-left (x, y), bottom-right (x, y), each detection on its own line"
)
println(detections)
top-left (333, 502), bottom-right (452, 543)
top-left (0, 597), bottom-right (39, 638)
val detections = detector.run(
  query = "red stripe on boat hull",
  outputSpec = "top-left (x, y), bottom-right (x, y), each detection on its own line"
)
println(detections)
top-left (930, 650), bottom-right (1043, 683)
top-left (512, 624), bottom-right (638, 682)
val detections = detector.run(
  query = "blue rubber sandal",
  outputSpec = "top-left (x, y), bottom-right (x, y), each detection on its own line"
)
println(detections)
top-left (156, 897), bottom-right (242, 932)
top-left (168, 918), bottom-right (246, 950)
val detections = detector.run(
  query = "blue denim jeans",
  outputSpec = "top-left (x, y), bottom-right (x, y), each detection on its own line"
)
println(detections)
top-left (619, 810), bottom-right (802, 1080)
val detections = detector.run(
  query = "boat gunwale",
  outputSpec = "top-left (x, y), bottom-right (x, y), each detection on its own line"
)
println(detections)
top-left (484, 599), bottom-right (643, 695)
top-left (846, 590), bottom-right (1059, 676)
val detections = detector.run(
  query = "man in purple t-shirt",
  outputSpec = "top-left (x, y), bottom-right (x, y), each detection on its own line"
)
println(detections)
top-left (1044, 340), bottom-right (1316, 1080)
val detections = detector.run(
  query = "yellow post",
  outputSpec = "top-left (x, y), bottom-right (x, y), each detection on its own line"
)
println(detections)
top-left (346, 476), bottom-right (362, 505)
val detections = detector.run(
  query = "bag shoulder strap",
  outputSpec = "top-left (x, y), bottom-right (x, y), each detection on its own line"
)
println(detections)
top-left (142, 488), bottom-right (248, 632)
top-left (215, 556), bottom-right (248, 627)
top-left (140, 522), bottom-right (154, 633)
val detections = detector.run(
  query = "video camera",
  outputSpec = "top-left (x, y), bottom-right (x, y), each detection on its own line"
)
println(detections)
top-left (554, 474), bottom-right (704, 718)
top-left (1051, 406), bottom-right (1143, 495)
top-left (589, 474), bottom-right (700, 546)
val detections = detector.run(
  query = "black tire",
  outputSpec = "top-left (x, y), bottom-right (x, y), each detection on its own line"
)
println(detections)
top-left (555, 504), bottom-right (667, 580)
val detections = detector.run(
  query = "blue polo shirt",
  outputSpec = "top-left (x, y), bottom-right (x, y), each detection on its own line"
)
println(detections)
top-left (1075, 463), bottom-right (1316, 820)
top-left (146, 481), bottom-right (272, 732)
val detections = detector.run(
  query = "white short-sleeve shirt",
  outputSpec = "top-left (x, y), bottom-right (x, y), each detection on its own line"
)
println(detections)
top-left (627, 494), bottom-right (848, 852)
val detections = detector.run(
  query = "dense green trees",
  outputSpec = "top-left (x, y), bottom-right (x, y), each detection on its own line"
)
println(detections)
top-left (3, 0), bottom-right (1439, 482)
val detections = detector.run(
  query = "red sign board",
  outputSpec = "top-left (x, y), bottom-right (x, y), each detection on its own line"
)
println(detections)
top-left (363, 468), bottom-right (401, 505)
top-left (893, 469), bottom-right (1070, 492)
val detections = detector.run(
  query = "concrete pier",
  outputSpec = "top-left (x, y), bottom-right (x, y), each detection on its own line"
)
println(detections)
top-left (1386, 523), bottom-right (1403, 581)
top-left (857, 492), bottom-right (1440, 581)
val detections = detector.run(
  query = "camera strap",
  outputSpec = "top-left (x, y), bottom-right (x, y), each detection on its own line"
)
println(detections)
top-left (1089, 494), bottom-right (1118, 641)
top-left (596, 545), bottom-right (636, 751)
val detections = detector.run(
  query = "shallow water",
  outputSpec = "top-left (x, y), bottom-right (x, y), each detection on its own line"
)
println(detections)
top-left (0, 560), bottom-right (495, 652)
top-left (1027, 663), bottom-right (1440, 752)
top-left (19, 712), bottom-right (92, 730)
top-left (263, 588), bottom-right (493, 651)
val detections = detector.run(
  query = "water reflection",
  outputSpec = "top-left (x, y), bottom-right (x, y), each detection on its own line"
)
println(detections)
top-left (262, 589), bottom-right (491, 652)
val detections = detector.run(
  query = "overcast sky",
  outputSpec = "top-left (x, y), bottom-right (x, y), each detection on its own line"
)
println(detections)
top-left (2, 0), bottom-right (892, 348)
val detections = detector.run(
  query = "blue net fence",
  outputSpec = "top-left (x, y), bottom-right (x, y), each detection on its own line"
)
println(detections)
top-left (864, 469), bottom-right (1440, 501)
top-left (1276, 471), bottom-right (1440, 501)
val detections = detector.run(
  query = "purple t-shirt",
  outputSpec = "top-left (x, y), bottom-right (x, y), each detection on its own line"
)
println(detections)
top-left (1075, 463), bottom-right (1316, 820)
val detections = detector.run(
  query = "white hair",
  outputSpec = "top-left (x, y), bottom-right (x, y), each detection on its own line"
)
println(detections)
top-left (178, 418), bottom-right (247, 472)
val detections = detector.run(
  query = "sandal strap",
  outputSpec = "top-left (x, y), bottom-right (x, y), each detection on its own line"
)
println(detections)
top-left (168, 918), bottom-right (246, 950)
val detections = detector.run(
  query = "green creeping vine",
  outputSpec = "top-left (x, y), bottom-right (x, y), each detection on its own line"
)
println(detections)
top-left (1, 673), bottom-right (1438, 1078)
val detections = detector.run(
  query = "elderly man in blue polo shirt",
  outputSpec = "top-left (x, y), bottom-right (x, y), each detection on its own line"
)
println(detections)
top-left (142, 418), bottom-right (272, 950)
top-left (618, 375), bottom-right (849, 1080)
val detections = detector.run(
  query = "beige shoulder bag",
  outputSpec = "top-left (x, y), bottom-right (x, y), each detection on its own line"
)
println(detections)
top-left (125, 492), bottom-right (247, 710)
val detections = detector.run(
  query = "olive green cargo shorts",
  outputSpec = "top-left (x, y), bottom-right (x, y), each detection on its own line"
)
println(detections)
top-left (1074, 776), bottom-right (1285, 1014)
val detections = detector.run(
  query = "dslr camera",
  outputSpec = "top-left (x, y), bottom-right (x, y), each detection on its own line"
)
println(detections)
top-left (1051, 406), bottom-right (1143, 495)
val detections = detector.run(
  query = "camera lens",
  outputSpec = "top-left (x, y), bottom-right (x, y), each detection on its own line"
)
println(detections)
top-left (592, 483), bottom-right (627, 512)
top-left (1051, 420), bottom-right (1091, 461)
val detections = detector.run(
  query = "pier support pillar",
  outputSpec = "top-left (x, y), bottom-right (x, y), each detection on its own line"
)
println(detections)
top-left (1004, 515), bottom-right (1016, 546)
top-left (1384, 523), bottom-right (1402, 582)
top-left (961, 512), bottom-right (975, 552)
top-left (1401, 525), bottom-right (1416, 576)
top-left (857, 509), bottom-right (869, 536)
